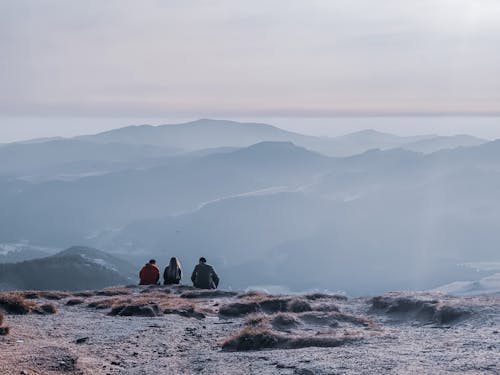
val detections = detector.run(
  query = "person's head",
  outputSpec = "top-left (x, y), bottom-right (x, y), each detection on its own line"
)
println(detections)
top-left (199, 257), bottom-right (206, 264)
top-left (148, 259), bottom-right (156, 265)
top-left (169, 257), bottom-right (181, 269)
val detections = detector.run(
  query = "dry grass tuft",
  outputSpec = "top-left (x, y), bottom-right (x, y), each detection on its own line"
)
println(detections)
top-left (371, 295), bottom-right (470, 324)
top-left (237, 290), bottom-right (270, 299)
top-left (22, 291), bottom-right (70, 300)
top-left (219, 296), bottom-right (314, 317)
top-left (0, 292), bottom-right (37, 314)
top-left (245, 314), bottom-right (267, 327)
top-left (219, 301), bottom-right (261, 317)
top-left (222, 326), bottom-right (282, 351)
top-left (297, 312), bottom-right (340, 327)
top-left (433, 305), bottom-right (471, 324)
top-left (66, 298), bottom-right (85, 306)
top-left (305, 293), bottom-right (347, 301)
top-left (0, 311), bottom-right (8, 335)
top-left (87, 297), bottom-right (131, 310)
top-left (287, 299), bottom-right (312, 313)
top-left (180, 290), bottom-right (238, 299)
top-left (96, 287), bottom-right (132, 297)
top-left (0, 292), bottom-right (58, 316)
top-left (222, 325), bottom-right (361, 351)
top-left (109, 303), bottom-right (161, 317)
top-left (35, 303), bottom-right (57, 315)
top-left (271, 313), bottom-right (300, 330)
top-left (73, 291), bottom-right (97, 298)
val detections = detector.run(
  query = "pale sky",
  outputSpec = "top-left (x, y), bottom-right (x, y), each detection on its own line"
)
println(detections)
top-left (1, 0), bottom-right (500, 141)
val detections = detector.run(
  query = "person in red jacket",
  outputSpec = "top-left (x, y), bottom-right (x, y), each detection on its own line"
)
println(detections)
top-left (139, 259), bottom-right (160, 285)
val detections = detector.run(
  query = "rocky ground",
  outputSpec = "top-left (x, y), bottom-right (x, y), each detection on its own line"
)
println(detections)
top-left (0, 286), bottom-right (498, 374)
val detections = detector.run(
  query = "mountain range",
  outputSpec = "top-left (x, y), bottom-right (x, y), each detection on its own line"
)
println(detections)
top-left (0, 119), bottom-right (498, 295)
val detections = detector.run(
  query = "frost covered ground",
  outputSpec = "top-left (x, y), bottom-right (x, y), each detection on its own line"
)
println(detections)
top-left (0, 286), bottom-right (498, 375)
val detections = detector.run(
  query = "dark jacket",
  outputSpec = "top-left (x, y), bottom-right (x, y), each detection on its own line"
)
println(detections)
top-left (163, 265), bottom-right (182, 285)
top-left (191, 263), bottom-right (219, 289)
top-left (139, 263), bottom-right (160, 285)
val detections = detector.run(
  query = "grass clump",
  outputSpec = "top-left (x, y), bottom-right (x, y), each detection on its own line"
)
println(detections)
top-left (222, 326), bottom-right (282, 351)
top-left (180, 290), bottom-right (237, 299)
top-left (305, 293), bottom-right (347, 301)
top-left (0, 311), bottom-right (7, 335)
top-left (35, 303), bottom-right (57, 315)
top-left (66, 298), bottom-right (85, 306)
top-left (0, 292), bottom-right (37, 314)
top-left (96, 287), bottom-right (132, 297)
top-left (73, 291), bottom-right (96, 298)
top-left (109, 303), bottom-right (161, 317)
top-left (219, 301), bottom-right (261, 317)
top-left (22, 291), bottom-right (70, 300)
top-left (271, 313), bottom-right (300, 330)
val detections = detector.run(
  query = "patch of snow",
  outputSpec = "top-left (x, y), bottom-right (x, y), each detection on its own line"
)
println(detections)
top-left (432, 273), bottom-right (500, 296)
top-left (79, 254), bottom-right (118, 272)
top-left (459, 261), bottom-right (500, 272)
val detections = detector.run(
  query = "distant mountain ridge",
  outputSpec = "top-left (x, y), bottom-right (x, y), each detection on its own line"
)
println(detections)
top-left (74, 119), bottom-right (487, 156)
top-left (0, 119), bottom-right (488, 181)
top-left (0, 246), bottom-right (135, 291)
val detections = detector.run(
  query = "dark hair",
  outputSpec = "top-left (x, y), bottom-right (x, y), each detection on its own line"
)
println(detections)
top-left (149, 259), bottom-right (156, 264)
top-left (169, 257), bottom-right (181, 269)
top-left (199, 257), bottom-right (206, 263)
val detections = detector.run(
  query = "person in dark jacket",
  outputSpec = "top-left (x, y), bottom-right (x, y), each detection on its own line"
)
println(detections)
top-left (163, 257), bottom-right (182, 285)
top-left (191, 257), bottom-right (219, 289)
top-left (139, 259), bottom-right (160, 285)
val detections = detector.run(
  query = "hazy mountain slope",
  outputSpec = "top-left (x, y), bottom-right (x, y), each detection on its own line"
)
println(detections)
top-left (0, 139), bottom-right (178, 177)
top-left (78, 119), bottom-right (315, 150)
top-left (328, 129), bottom-right (431, 155)
top-left (53, 246), bottom-right (137, 276)
top-left (0, 246), bottom-right (135, 291)
top-left (95, 191), bottom-right (335, 267)
top-left (91, 142), bottom-right (500, 294)
top-left (2, 136), bottom-right (500, 294)
top-left (0, 142), bottom-right (332, 246)
top-left (401, 134), bottom-right (486, 153)
top-left (77, 119), bottom-right (482, 156)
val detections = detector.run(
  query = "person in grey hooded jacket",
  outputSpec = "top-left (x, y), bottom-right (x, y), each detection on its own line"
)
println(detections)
top-left (191, 257), bottom-right (219, 289)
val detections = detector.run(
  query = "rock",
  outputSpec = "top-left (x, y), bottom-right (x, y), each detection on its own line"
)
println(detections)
top-left (75, 337), bottom-right (89, 344)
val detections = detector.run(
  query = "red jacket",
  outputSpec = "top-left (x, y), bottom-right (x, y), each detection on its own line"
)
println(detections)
top-left (139, 263), bottom-right (160, 285)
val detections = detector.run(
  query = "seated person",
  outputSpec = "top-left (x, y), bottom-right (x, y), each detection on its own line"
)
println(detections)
top-left (191, 257), bottom-right (219, 289)
top-left (164, 257), bottom-right (182, 285)
top-left (139, 259), bottom-right (160, 285)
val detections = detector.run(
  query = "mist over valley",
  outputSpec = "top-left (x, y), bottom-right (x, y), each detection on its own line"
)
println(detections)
top-left (1, 119), bottom-right (498, 296)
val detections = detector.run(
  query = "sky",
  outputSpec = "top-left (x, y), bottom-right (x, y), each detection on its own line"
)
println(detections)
top-left (1, 0), bottom-right (500, 141)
